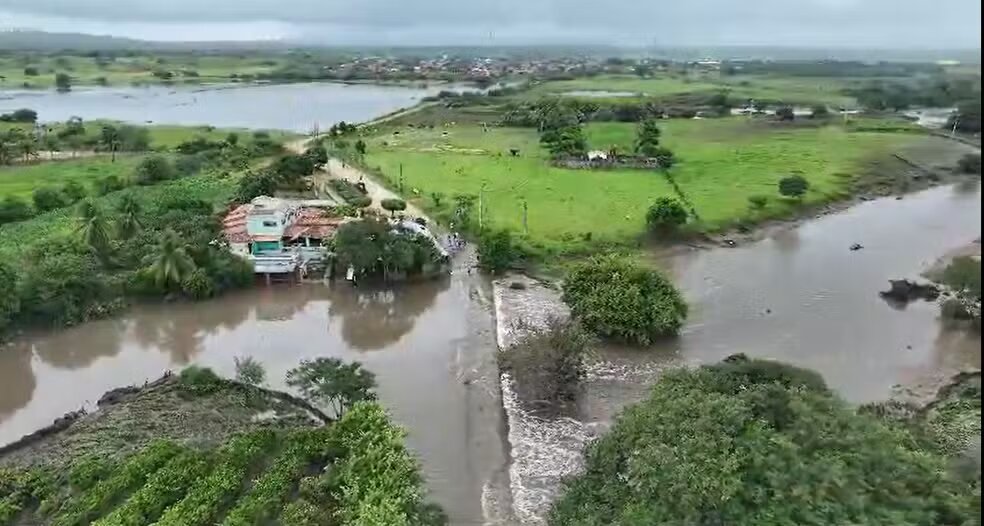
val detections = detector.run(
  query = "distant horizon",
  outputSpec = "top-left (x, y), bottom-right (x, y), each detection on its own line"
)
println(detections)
top-left (1, 1), bottom-right (980, 49)
top-left (0, 28), bottom-right (981, 55)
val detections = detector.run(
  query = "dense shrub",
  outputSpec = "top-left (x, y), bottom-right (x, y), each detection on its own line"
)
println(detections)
top-left (178, 366), bottom-right (224, 396)
top-left (380, 197), bottom-right (407, 216)
top-left (645, 197), bottom-right (688, 234)
top-left (778, 174), bottom-right (810, 199)
top-left (562, 255), bottom-right (687, 344)
top-left (334, 217), bottom-right (444, 281)
top-left (0, 108), bottom-right (38, 123)
top-left (478, 228), bottom-right (520, 273)
top-left (133, 156), bottom-right (175, 185)
top-left (499, 319), bottom-right (592, 409)
top-left (32, 187), bottom-right (69, 213)
top-left (92, 175), bottom-right (126, 196)
top-left (0, 195), bottom-right (33, 224)
top-left (957, 153), bottom-right (980, 175)
top-left (549, 357), bottom-right (976, 526)
top-left (330, 179), bottom-right (372, 207)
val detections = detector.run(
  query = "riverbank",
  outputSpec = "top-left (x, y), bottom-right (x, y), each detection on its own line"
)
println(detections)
top-left (0, 372), bottom-right (324, 469)
top-left (491, 181), bottom-right (981, 523)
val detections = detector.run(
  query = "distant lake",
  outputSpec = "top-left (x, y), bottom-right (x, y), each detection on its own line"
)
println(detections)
top-left (0, 82), bottom-right (452, 132)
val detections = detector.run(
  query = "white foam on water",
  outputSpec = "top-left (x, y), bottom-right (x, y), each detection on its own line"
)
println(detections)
top-left (500, 373), bottom-right (590, 524)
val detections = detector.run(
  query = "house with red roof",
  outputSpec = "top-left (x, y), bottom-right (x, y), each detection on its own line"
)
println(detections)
top-left (222, 196), bottom-right (345, 275)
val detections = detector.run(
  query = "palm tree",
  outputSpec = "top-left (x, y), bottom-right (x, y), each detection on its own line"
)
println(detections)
top-left (115, 193), bottom-right (142, 239)
top-left (76, 199), bottom-right (112, 261)
top-left (149, 229), bottom-right (196, 290)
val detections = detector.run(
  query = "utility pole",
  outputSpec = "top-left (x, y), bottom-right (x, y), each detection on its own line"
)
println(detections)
top-left (479, 182), bottom-right (487, 231)
top-left (522, 198), bottom-right (528, 235)
top-left (399, 163), bottom-right (404, 194)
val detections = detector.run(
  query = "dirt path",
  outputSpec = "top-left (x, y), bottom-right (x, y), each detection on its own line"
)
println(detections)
top-left (285, 137), bottom-right (432, 223)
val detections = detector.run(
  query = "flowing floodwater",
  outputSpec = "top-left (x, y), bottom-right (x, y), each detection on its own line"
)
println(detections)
top-left (496, 181), bottom-right (982, 523)
top-left (0, 255), bottom-right (513, 525)
top-left (0, 82), bottom-right (455, 131)
top-left (0, 165), bottom-right (980, 524)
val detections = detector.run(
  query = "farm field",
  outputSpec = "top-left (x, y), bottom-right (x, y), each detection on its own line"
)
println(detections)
top-left (0, 374), bottom-right (440, 526)
top-left (0, 156), bottom-right (143, 200)
top-left (524, 74), bottom-right (865, 107)
top-left (361, 117), bottom-right (922, 254)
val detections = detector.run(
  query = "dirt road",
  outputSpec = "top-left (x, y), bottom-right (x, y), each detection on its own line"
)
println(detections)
top-left (285, 137), bottom-right (431, 223)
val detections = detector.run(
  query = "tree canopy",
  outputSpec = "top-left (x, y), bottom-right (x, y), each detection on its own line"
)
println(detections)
top-left (549, 355), bottom-right (977, 526)
top-left (778, 174), bottom-right (810, 200)
top-left (286, 357), bottom-right (377, 418)
top-left (333, 217), bottom-right (443, 281)
top-left (645, 197), bottom-right (688, 234)
top-left (562, 255), bottom-right (687, 344)
top-left (478, 228), bottom-right (520, 274)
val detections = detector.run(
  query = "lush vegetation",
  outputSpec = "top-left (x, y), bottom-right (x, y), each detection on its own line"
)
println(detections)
top-left (0, 361), bottom-right (445, 525)
top-left (0, 168), bottom-right (249, 333)
top-left (549, 355), bottom-right (978, 525)
top-left (478, 228), bottom-right (522, 273)
top-left (328, 179), bottom-right (372, 207)
top-left (562, 255), bottom-right (687, 344)
top-left (645, 196), bottom-right (688, 234)
top-left (332, 216), bottom-right (446, 281)
top-left (937, 256), bottom-right (982, 330)
top-left (0, 408), bottom-right (443, 526)
top-left (0, 52), bottom-right (288, 89)
top-left (359, 116), bottom-right (920, 257)
top-left (286, 358), bottom-right (377, 418)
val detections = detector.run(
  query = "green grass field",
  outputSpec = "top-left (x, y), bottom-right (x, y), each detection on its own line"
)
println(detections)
top-left (363, 125), bottom-right (678, 254)
top-left (525, 74), bottom-right (862, 107)
top-left (143, 125), bottom-right (297, 149)
top-left (0, 54), bottom-right (285, 89)
top-left (362, 117), bottom-right (920, 254)
top-left (0, 156), bottom-right (144, 200)
top-left (2, 120), bottom-right (298, 151)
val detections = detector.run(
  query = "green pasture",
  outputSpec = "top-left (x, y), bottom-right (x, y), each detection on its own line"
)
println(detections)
top-left (362, 117), bottom-right (919, 253)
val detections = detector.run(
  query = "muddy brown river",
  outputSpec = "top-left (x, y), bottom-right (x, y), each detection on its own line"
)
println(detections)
top-left (1, 182), bottom-right (981, 525)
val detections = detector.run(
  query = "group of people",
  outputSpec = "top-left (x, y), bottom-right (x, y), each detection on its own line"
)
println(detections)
top-left (445, 231), bottom-right (465, 253)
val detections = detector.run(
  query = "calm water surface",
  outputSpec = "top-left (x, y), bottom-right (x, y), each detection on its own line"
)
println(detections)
top-left (0, 82), bottom-right (448, 131)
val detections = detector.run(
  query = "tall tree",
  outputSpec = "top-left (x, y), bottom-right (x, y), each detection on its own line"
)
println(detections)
top-left (149, 229), bottom-right (196, 290)
top-left (635, 119), bottom-right (663, 157)
top-left (115, 192), bottom-right (143, 239)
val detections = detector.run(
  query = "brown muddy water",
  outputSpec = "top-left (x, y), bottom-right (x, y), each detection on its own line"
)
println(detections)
top-left (495, 181), bottom-right (982, 523)
top-left (1, 182), bottom-right (981, 525)
top-left (0, 254), bottom-right (513, 526)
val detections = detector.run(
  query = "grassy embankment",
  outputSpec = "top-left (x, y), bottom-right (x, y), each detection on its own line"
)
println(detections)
top-left (359, 116), bottom-right (925, 256)
top-left (0, 54), bottom-right (285, 89)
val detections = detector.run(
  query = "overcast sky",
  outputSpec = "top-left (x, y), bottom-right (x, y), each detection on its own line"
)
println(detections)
top-left (1, 0), bottom-right (980, 47)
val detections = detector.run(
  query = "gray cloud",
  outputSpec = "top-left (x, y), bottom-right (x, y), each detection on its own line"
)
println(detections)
top-left (1, 0), bottom-right (980, 47)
